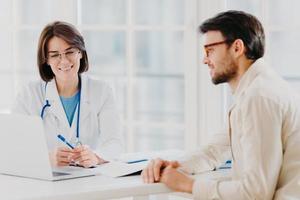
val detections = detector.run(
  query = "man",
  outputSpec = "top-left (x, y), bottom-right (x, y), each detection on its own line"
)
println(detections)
top-left (142, 10), bottom-right (300, 200)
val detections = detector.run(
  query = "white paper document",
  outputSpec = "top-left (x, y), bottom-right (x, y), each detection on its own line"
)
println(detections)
top-left (92, 161), bottom-right (149, 178)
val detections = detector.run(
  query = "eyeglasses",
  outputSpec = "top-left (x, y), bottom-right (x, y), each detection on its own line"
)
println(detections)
top-left (47, 47), bottom-right (80, 64)
top-left (204, 40), bottom-right (230, 57)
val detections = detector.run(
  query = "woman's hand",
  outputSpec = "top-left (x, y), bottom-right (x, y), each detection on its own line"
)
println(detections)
top-left (49, 147), bottom-right (74, 167)
top-left (71, 145), bottom-right (103, 168)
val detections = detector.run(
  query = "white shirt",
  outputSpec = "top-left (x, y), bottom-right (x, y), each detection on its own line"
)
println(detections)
top-left (12, 74), bottom-right (124, 161)
top-left (180, 59), bottom-right (300, 199)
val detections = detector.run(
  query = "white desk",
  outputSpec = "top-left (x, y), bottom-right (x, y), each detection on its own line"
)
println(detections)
top-left (0, 170), bottom-right (231, 200)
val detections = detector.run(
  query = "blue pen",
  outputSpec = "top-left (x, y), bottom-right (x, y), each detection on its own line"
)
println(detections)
top-left (127, 159), bottom-right (148, 164)
top-left (57, 134), bottom-right (75, 149)
top-left (218, 159), bottom-right (232, 169)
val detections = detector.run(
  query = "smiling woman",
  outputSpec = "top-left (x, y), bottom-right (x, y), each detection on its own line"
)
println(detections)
top-left (12, 21), bottom-right (124, 168)
top-left (46, 37), bottom-right (82, 95)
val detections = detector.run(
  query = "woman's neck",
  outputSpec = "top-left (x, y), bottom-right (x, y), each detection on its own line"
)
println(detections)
top-left (56, 76), bottom-right (79, 98)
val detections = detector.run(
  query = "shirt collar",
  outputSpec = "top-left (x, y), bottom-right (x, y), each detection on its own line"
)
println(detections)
top-left (232, 58), bottom-right (267, 99)
top-left (45, 74), bottom-right (89, 103)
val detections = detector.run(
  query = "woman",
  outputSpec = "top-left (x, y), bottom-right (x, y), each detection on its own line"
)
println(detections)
top-left (12, 21), bottom-right (123, 168)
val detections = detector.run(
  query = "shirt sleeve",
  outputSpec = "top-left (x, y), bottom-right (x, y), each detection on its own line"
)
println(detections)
top-left (94, 84), bottom-right (124, 161)
top-left (180, 131), bottom-right (231, 174)
top-left (192, 96), bottom-right (283, 200)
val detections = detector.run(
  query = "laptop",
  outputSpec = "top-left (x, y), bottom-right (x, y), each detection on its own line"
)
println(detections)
top-left (0, 113), bottom-right (98, 181)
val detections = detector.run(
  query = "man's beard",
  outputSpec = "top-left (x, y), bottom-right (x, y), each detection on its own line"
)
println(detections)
top-left (212, 63), bottom-right (237, 85)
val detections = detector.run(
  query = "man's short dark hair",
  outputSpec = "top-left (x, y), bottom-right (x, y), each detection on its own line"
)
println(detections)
top-left (199, 10), bottom-right (265, 60)
top-left (37, 21), bottom-right (89, 82)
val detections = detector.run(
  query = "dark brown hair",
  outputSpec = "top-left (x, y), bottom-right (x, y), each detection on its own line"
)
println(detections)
top-left (199, 10), bottom-right (265, 60)
top-left (37, 21), bottom-right (89, 82)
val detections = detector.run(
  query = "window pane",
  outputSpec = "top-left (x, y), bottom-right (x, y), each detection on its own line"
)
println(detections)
top-left (268, 0), bottom-right (300, 27)
top-left (135, 31), bottom-right (184, 75)
top-left (49, 0), bottom-right (77, 24)
top-left (268, 31), bottom-right (300, 77)
top-left (17, 0), bottom-right (50, 25)
top-left (16, 30), bottom-right (40, 73)
top-left (226, 0), bottom-right (262, 19)
top-left (133, 77), bottom-right (184, 123)
top-left (0, 31), bottom-right (12, 71)
top-left (134, 0), bottom-right (185, 25)
top-left (0, 0), bottom-right (11, 26)
top-left (83, 31), bottom-right (126, 75)
top-left (81, 0), bottom-right (126, 25)
top-left (134, 127), bottom-right (184, 151)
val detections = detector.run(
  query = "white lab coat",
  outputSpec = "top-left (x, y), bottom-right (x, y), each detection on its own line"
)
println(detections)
top-left (11, 74), bottom-right (124, 161)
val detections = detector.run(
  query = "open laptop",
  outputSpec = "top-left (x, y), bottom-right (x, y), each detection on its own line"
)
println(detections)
top-left (0, 113), bottom-right (98, 181)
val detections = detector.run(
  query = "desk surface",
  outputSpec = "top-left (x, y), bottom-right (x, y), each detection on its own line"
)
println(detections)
top-left (0, 170), bottom-right (231, 200)
top-left (0, 173), bottom-right (170, 200)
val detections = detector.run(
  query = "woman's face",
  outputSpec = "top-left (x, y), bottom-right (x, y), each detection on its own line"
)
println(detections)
top-left (46, 36), bottom-right (82, 83)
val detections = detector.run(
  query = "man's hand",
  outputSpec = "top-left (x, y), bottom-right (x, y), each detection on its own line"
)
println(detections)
top-left (160, 165), bottom-right (194, 193)
top-left (141, 158), bottom-right (180, 183)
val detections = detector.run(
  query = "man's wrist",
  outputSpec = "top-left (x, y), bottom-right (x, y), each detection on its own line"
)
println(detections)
top-left (183, 177), bottom-right (195, 193)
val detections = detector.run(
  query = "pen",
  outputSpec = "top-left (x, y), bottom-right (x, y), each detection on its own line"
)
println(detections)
top-left (57, 134), bottom-right (75, 149)
top-left (218, 159), bottom-right (232, 169)
top-left (127, 159), bottom-right (148, 164)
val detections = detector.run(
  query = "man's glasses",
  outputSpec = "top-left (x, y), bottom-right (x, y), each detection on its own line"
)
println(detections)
top-left (204, 40), bottom-right (230, 57)
top-left (47, 47), bottom-right (80, 64)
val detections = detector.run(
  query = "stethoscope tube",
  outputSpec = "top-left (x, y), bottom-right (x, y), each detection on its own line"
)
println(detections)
top-left (40, 83), bottom-right (50, 119)
top-left (40, 99), bottom-right (50, 119)
top-left (40, 79), bottom-right (81, 142)
top-left (76, 90), bottom-right (81, 139)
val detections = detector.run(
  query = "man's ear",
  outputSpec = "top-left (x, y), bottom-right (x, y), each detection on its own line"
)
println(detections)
top-left (232, 39), bottom-right (245, 58)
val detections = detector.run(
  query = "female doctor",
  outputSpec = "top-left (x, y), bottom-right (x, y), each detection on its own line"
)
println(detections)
top-left (12, 21), bottom-right (124, 168)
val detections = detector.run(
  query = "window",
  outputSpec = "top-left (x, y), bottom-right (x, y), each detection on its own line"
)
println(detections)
top-left (225, 0), bottom-right (300, 98)
top-left (0, 0), bottom-right (200, 152)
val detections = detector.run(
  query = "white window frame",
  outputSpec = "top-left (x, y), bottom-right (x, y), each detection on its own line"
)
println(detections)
top-left (3, 0), bottom-right (230, 151)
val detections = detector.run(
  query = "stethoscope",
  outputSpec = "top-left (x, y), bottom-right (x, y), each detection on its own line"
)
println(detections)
top-left (40, 78), bottom-right (82, 146)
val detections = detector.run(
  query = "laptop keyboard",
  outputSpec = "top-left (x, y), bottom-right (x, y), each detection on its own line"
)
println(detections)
top-left (52, 171), bottom-right (71, 176)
